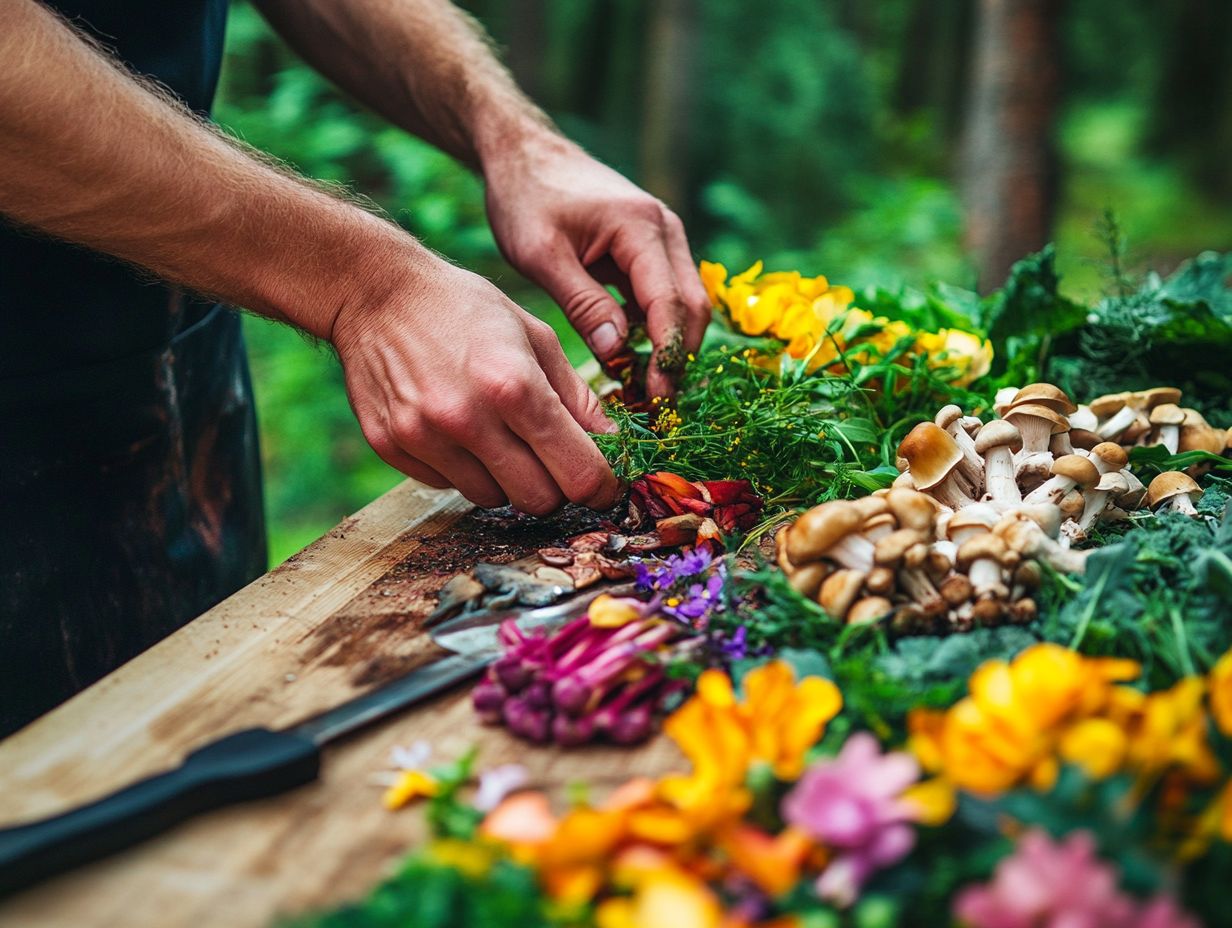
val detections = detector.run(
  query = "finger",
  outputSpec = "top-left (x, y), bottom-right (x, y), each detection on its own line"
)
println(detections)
top-left (505, 346), bottom-right (623, 510)
top-left (525, 318), bottom-right (616, 436)
top-left (660, 208), bottom-right (712, 354)
top-left (461, 424), bottom-right (567, 516)
top-left (357, 419), bottom-right (452, 487)
top-left (610, 223), bottom-right (687, 398)
top-left (588, 255), bottom-right (645, 325)
top-left (385, 410), bottom-right (509, 508)
top-left (530, 244), bottom-right (630, 364)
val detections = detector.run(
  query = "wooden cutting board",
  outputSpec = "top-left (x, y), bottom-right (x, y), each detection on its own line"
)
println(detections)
top-left (0, 480), bottom-right (682, 928)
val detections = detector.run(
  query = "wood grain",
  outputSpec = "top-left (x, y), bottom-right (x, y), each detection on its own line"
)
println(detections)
top-left (0, 480), bottom-right (681, 928)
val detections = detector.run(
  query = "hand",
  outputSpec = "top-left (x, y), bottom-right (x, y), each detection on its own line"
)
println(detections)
top-left (331, 254), bottom-right (622, 514)
top-left (483, 133), bottom-right (711, 398)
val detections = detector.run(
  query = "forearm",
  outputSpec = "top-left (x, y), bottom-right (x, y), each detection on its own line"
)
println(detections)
top-left (0, 0), bottom-right (424, 340)
top-left (253, 0), bottom-right (559, 172)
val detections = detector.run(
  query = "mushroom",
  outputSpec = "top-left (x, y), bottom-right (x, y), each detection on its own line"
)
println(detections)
top-left (847, 597), bottom-right (893, 625)
top-left (874, 528), bottom-right (943, 614)
top-left (945, 505), bottom-right (999, 547)
top-left (865, 566), bottom-right (897, 596)
top-left (1022, 453), bottom-right (1100, 506)
top-left (787, 561), bottom-right (830, 599)
top-left (1090, 392), bottom-right (1136, 439)
top-left (818, 568), bottom-right (867, 620)
top-left (786, 501), bottom-right (875, 572)
top-left (956, 534), bottom-right (1011, 601)
top-left (1076, 471), bottom-right (1130, 536)
top-left (1147, 471), bottom-right (1204, 516)
top-left (1087, 441), bottom-right (1129, 476)
top-left (995, 516), bottom-right (1088, 575)
top-left (974, 419), bottom-right (1023, 508)
top-left (939, 573), bottom-right (973, 607)
top-left (897, 422), bottom-right (976, 511)
top-left (1058, 488), bottom-right (1086, 523)
top-left (1008, 383), bottom-right (1077, 416)
top-left (1148, 403), bottom-right (1185, 453)
top-left (861, 512), bottom-right (898, 543)
top-left (935, 404), bottom-right (985, 488)
top-left (1005, 402), bottom-right (1069, 460)
top-left (1069, 428), bottom-right (1101, 451)
top-left (1178, 409), bottom-right (1225, 455)
top-left (993, 386), bottom-right (1021, 417)
top-left (1116, 470), bottom-right (1147, 511)
top-left (1068, 405), bottom-right (1098, 432)
top-left (885, 488), bottom-right (939, 533)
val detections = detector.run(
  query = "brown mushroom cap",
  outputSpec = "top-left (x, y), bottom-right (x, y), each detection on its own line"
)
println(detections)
top-left (851, 496), bottom-right (890, 521)
top-left (885, 488), bottom-right (938, 532)
top-left (874, 528), bottom-right (927, 566)
top-left (946, 508), bottom-right (997, 540)
top-left (1147, 471), bottom-right (1204, 509)
top-left (1051, 454), bottom-right (1100, 487)
top-left (787, 562), bottom-right (830, 599)
top-left (1069, 428), bottom-right (1101, 451)
top-left (786, 501), bottom-right (862, 564)
top-left (818, 568), bottom-right (867, 619)
top-left (939, 574), bottom-right (973, 606)
top-left (897, 422), bottom-right (963, 490)
top-left (1179, 407), bottom-right (1209, 427)
top-left (1088, 392), bottom-right (1130, 417)
top-left (1004, 403), bottom-right (1070, 435)
top-left (1179, 424), bottom-right (1226, 455)
top-left (957, 533), bottom-right (1010, 570)
top-left (1090, 442), bottom-right (1129, 471)
top-left (1010, 383), bottom-right (1078, 415)
top-left (863, 512), bottom-right (898, 536)
top-left (974, 419), bottom-right (1023, 454)
top-left (1148, 403), bottom-right (1185, 426)
top-left (847, 596), bottom-right (893, 625)
top-left (865, 566), bottom-right (896, 596)
top-left (1136, 387), bottom-right (1182, 410)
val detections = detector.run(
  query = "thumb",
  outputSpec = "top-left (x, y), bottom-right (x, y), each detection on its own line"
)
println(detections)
top-left (534, 252), bottom-right (629, 363)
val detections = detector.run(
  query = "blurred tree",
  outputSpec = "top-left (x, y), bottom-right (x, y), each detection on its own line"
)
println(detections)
top-left (640, 0), bottom-right (696, 208)
top-left (961, 0), bottom-right (1063, 290)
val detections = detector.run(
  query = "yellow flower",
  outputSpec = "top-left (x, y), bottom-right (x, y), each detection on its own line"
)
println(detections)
top-left (699, 261), bottom-right (728, 308)
top-left (901, 776), bottom-right (957, 826)
top-left (588, 594), bottom-right (644, 629)
top-left (1210, 649), bottom-right (1232, 737)
top-left (910, 644), bottom-right (1142, 795)
top-left (743, 661), bottom-right (843, 780)
top-left (1058, 718), bottom-right (1128, 779)
top-left (427, 838), bottom-right (497, 879)
top-left (382, 769), bottom-right (440, 809)
top-left (595, 866), bottom-right (722, 928)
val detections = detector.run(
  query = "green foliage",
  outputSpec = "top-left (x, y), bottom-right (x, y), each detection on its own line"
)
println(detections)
top-left (1046, 250), bottom-right (1232, 420)
top-left (1042, 499), bottom-right (1232, 686)
top-left (280, 852), bottom-right (553, 928)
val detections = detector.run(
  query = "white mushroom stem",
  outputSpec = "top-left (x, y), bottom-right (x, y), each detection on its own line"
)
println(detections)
top-left (927, 473), bottom-right (977, 511)
top-left (999, 519), bottom-right (1088, 574)
top-left (1077, 489), bottom-right (1112, 534)
top-left (982, 445), bottom-right (1021, 507)
top-left (825, 535), bottom-right (876, 573)
top-left (1162, 493), bottom-right (1200, 516)
top-left (1023, 474), bottom-right (1077, 506)
top-left (931, 539), bottom-right (958, 567)
top-left (1157, 425), bottom-right (1180, 454)
top-left (946, 423), bottom-right (985, 488)
top-left (1097, 405), bottom-right (1137, 439)
top-left (968, 558), bottom-right (1006, 599)
top-left (899, 569), bottom-right (943, 613)
top-left (1015, 419), bottom-right (1054, 457)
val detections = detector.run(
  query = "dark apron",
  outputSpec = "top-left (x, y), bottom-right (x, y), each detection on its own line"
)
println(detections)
top-left (0, 0), bottom-right (256, 737)
top-left (0, 302), bottom-right (267, 736)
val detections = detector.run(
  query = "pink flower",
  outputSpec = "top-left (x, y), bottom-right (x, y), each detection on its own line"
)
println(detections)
top-left (954, 830), bottom-right (1199, 928)
top-left (781, 732), bottom-right (921, 907)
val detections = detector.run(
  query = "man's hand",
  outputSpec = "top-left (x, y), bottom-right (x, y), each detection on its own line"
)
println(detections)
top-left (332, 257), bottom-right (622, 513)
top-left (483, 134), bottom-right (712, 398)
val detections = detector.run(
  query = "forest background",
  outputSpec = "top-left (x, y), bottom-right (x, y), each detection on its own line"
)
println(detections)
top-left (213, 0), bottom-right (1232, 565)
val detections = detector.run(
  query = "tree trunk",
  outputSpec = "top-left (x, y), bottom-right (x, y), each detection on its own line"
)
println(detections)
top-left (640, 0), bottom-right (695, 212)
top-left (960, 0), bottom-right (1063, 290)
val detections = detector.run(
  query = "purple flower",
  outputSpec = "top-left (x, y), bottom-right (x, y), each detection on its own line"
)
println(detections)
top-left (953, 829), bottom-right (1199, 928)
top-left (634, 549), bottom-right (714, 592)
top-left (782, 732), bottom-right (921, 907)
top-left (473, 764), bottom-right (529, 812)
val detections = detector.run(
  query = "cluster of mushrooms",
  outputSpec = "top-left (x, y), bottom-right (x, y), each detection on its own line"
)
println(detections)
top-left (994, 385), bottom-right (1231, 459)
top-left (775, 382), bottom-right (1213, 632)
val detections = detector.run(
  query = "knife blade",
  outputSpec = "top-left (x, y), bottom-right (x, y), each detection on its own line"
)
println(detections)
top-left (0, 582), bottom-right (624, 897)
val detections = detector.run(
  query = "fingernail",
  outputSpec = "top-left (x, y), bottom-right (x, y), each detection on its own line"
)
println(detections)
top-left (590, 322), bottom-right (622, 359)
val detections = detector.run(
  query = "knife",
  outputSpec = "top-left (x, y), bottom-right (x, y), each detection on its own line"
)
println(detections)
top-left (0, 582), bottom-right (627, 897)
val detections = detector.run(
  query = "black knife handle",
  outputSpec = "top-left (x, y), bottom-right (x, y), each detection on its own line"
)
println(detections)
top-left (0, 727), bottom-right (320, 897)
